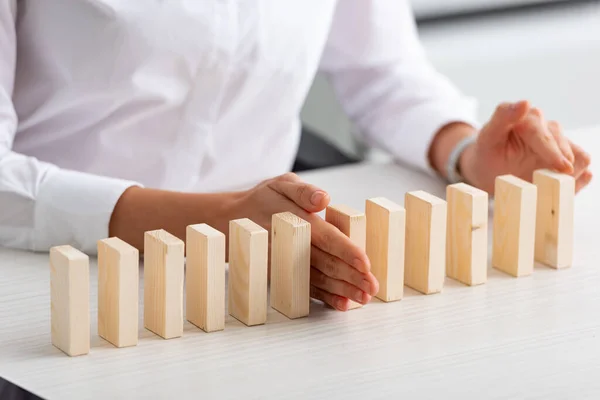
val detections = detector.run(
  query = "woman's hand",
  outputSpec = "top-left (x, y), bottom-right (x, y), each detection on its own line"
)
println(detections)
top-left (459, 101), bottom-right (592, 194)
top-left (231, 172), bottom-right (379, 311)
top-left (110, 172), bottom-right (378, 311)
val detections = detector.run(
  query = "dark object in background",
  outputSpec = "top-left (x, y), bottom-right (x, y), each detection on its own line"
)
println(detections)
top-left (292, 125), bottom-right (360, 172)
top-left (0, 376), bottom-right (44, 400)
top-left (415, 0), bottom-right (597, 25)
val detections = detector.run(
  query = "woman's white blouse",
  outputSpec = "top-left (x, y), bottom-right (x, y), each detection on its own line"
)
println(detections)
top-left (0, 0), bottom-right (478, 253)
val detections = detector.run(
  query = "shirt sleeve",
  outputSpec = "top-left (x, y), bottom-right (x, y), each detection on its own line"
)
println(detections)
top-left (319, 0), bottom-right (480, 172)
top-left (0, 1), bottom-right (140, 254)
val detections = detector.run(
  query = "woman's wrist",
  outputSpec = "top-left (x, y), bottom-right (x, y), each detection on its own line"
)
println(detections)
top-left (109, 186), bottom-right (242, 251)
top-left (428, 122), bottom-right (478, 180)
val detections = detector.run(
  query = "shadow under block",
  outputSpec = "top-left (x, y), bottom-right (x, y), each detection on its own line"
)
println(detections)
top-left (365, 198), bottom-right (405, 302)
top-left (228, 219), bottom-right (268, 326)
top-left (144, 229), bottom-right (184, 339)
top-left (533, 169), bottom-right (575, 269)
top-left (492, 175), bottom-right (537, 277)
top-left (50, 245), bottom-right (90, 357)
top-left (270, 212), bottom-right (311, 319)
top-left (446, 183), bottom-right (489, 286)
top-left (404, 191), bottom-right (447, 295)
top-left (325, 204), bottom-right (366, 309)
top-left (98, 238), bottom-right (139, 348)
top-left (186, 224), bottom-right (226, 332)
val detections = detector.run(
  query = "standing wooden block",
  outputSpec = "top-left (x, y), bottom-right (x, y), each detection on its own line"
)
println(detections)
top-left (50, 245), bottom-right (89, 357)
top-left (492, 175), bottom-right (537, 277)
top-left (186, 224), bottom-right (226, 332)
top-left (144, 229), bottom-right (184, 339)
top-left (365, 198), bottom-right (405, 302)
top-left (404, 191), bottom-right (447, 295)
top-left (533, 169), bottom-right (575, 269)
top-left (446, 183), bottom-right (489, 286)
top-left (325, 204), bottom-right (366, 309)
top-left (98, 237), bottom-right (139, 348)
top-left (270, 212), bottom-right (311, 319)
top-left (228, 219), bottom-right (268, 326)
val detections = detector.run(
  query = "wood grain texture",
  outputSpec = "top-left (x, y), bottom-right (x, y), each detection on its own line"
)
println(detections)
top-left (49, 245), bottom-right (90, 357)
top-left (404, 191), bottom-right (447, 295)
top-left (186, 224), bottom-right (226, 332)
top-left (492, 175), bottom-right (537, 277)
top-left (325, 204), bottom-right (366, 309)
top-left (365, 197), bottom-right (405, 302)
top-left (228, 219), bottom-right (268, 326)
top-left (533, 169), bottom-right (575, 269)
top-left (270, 212), bottom-right (311, 319)
top-left (446, 183), bottom-right (489, 286)
top-left (97, 237), bottom-right (139, 348)
top-left (144, 229), bottom-right (184, 339)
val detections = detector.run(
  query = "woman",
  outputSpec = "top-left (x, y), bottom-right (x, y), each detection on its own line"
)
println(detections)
top-left (0, 1), bottom-right (591, 311)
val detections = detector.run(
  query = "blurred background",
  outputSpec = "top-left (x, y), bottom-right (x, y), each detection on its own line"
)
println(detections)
top-left (297, 0), bottom-right (600, 168)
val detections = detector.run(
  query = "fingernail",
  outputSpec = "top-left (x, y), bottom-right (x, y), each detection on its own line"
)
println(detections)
top-left (371, 278), bottom-right (380, 295)
top-left (360, 279), bottom-right (371, 293)
top-left (562, 156), bottom-right (574, 173)
top-left (353, 258), bottom-right (369, 272)
top-left (354, 290), bottom-right (364, 303)
top-left (310, 191), bottom-right (325, 206)
top-left (509, 101), bottom-right (524, 112)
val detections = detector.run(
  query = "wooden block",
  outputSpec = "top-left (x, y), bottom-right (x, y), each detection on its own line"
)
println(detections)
top-left (50, 245), bottom-right (90, 357)
top-left (270, 212), bottom-right (311, 319)
top-left (404, 191), bottom-right (447, 295)
top-left (144, 229), bottom-right (184, 339)
top-left (325, 204), bottom-right (366, 309)
top-left (365, 197), bottom-right (405, 302)
top-left (228, 219), bottom-right (268, 326)
top-left (186, 224), bottom-right (226, 332)
top-left (533, 169), bottom-right (575, 269)
top-left (98, 237), bottom-right (139, 348)
top-left (492, 175), bottom-right (537, 277)
top-left (446, 183), bottom-right (489, 286)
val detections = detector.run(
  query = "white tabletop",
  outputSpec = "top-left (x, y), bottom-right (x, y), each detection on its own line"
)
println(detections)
top-left (1, 127), bottom-right (599, 400)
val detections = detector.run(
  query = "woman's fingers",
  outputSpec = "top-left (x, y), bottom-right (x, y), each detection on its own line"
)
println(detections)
top-left (310, 285), bottom-right (350, 311)
top-left (482, 101), bottom-right (530, 145)
top-left (268, 174), bottom-right (331, 213)
top-left (308, 214), bottom-right (371, 274)
top-left (576, 170), bottom-right (593, 193)
top-left (310, 245), bottom-right (379, 295)
top-left (569, 139), bottom-right (592, 180)
top-left (310, 267), bottom-right (371, 305)
top-left (513, 108), bottom-right (573, 174)
top-left (263, 172), bottom-right (372, 280)
top-left (547, 121), bottom-right (575, 164)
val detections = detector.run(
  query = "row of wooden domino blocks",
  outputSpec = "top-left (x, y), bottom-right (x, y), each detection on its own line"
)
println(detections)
top-left (49, 169), bottom-right (573, 357)
top-left (327, 169), bottom-right (573, 299)
top-left (50, 212), bottom-right (311, 356)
